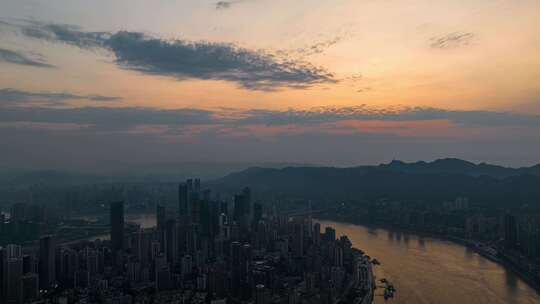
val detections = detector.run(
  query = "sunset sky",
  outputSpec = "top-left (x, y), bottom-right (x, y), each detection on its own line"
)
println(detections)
top-left (1, 0), bottom-right (540, 171)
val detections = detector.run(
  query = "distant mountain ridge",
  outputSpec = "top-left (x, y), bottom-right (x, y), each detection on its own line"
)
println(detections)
top-left (376, 158), bottom-right (540, 178)
top-left (215, 159), bottom-right (540, 205)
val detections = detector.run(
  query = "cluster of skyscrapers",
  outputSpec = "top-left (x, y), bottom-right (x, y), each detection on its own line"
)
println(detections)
top-left (0, 178), bottom-right (373, 304)
top-left (0, 235), bottom-right (56, 303)
top-left (503, 213), bottom-right (540, 258)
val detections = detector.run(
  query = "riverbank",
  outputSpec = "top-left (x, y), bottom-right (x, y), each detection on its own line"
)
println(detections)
top-left (315, 215), bottom-right (540, 295)
top-left (316, 218), bottom-right (540, 303)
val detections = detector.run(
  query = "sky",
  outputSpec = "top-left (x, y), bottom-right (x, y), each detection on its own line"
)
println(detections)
top-left (1, 0), bottom-right (540, 171)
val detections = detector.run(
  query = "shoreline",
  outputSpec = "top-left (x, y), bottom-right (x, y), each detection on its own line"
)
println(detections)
top-left (315, 216), bottom-right (540, 295)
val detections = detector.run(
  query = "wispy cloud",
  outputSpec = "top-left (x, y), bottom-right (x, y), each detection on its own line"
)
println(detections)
top-left (7, 20), bottom-right (334, 90)
top-left (293, 36), bottom-right (343, 57)
top-left (0, 88), bottom-right (121, 107)
top-left (430, 32), bottom-right (475, 49)
top-left (236, 106), bottom-right (540, 128)
top-left (1, 102), bottom-right (539, 132)
top-left (0, 47), bottom-right (54, 68)
top-left (0, 106), bottom-right (219, 135)
top-left (275, 34), bottom-right (348, 61)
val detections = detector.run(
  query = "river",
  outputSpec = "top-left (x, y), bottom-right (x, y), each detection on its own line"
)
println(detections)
top-left (317, 220), bottom-right (540, 304)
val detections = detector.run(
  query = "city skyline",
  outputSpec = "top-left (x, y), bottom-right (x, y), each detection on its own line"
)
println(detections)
top-left (1, 0), bottom-right (540, 169)
top-left (1, 179), bottom-right (379, 304)
top-left (3, 176), bottom-right (540, 303)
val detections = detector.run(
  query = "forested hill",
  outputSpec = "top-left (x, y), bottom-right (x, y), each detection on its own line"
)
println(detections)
top-left (215, 159), bottom-right (540, 205)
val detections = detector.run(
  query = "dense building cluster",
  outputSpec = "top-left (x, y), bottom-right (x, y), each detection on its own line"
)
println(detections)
top-left (500, 213), bottom-right (540, 280)
top-left (0, 179), bottom-right (373, 304)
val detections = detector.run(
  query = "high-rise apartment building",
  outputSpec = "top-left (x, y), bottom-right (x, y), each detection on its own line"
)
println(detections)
top-left (110, 201), bottom-right (125, 254)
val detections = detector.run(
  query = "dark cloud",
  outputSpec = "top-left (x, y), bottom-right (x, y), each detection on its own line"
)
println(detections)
top-left (105, 31), bottom-right (334, 90)
top-left (0, 88), bottom-right (121, 107)
top-left (215, 0), bottom-right (249, 10)
top-left (0, 47), bottom-right (54, 68)
top-left (216, 1), bottom-right (232, 10)
top-left (235, 106), bottom-right (540, 128)
top-left (430, 32), bottom-right (475, 49)
top-left (0, 106), bottom-right (217, 130)
top-left (19, 21), bottom-right (107, 48)
top-left (11, 21), bottom-right (334, 90)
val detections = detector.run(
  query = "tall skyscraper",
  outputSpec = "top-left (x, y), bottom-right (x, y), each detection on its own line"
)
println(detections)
top-left (164, 219), bottom-right (178, 265)
top-left (156, 204), bottom-right (166, 251)
top-left (230, 241), bottom-right (242, 297)
top-left (194, 178), bottom-right (201, 194)
top-left (292, 219), bottom-right (304, 258)
top-left (325, 227), bottom-right (336, 242)
top-left (6, 258), bottom-right (23, 304)
top-left (0, 247), bottom-right (3, 300)
top-left (179, 178), bottom-right (203, 223)
top-left (255, 284), bottom-right (270, 304)
top-left (243, 187), bottom-right (252, 221)
top-left (233, 188), bottom-right (251, 229)
top-left (178, 182), bottom-right (191, 218)
top-left (307, 201), bottom-right (313, 237)
top-left (110, 201), bottom-right (125, 253)
top-left (504, 213), bottom-right (518, 249)
top-left (156, 204), bottom-right (166, 232)
top-left (253, 203), bottom-right (263, 229)
top-left (137, 229), bottom-right (152, 267)
top-left (0, 214), bottom-right (5, 235)
top-left (313, 223), bottom-right (321, 245)
top-left (22, 274), bottom-right (39, 302)
top-left (39, 235), bottom-right (56, 290)
top-left (5, 244), bottom-right (23, 304)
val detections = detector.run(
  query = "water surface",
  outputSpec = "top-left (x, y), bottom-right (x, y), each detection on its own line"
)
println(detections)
top-left (317, 220), bottom-right (540, 304)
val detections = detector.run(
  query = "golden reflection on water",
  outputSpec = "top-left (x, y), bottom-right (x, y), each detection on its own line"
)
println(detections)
top-left (316, 220), bottom-right (540, 304)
